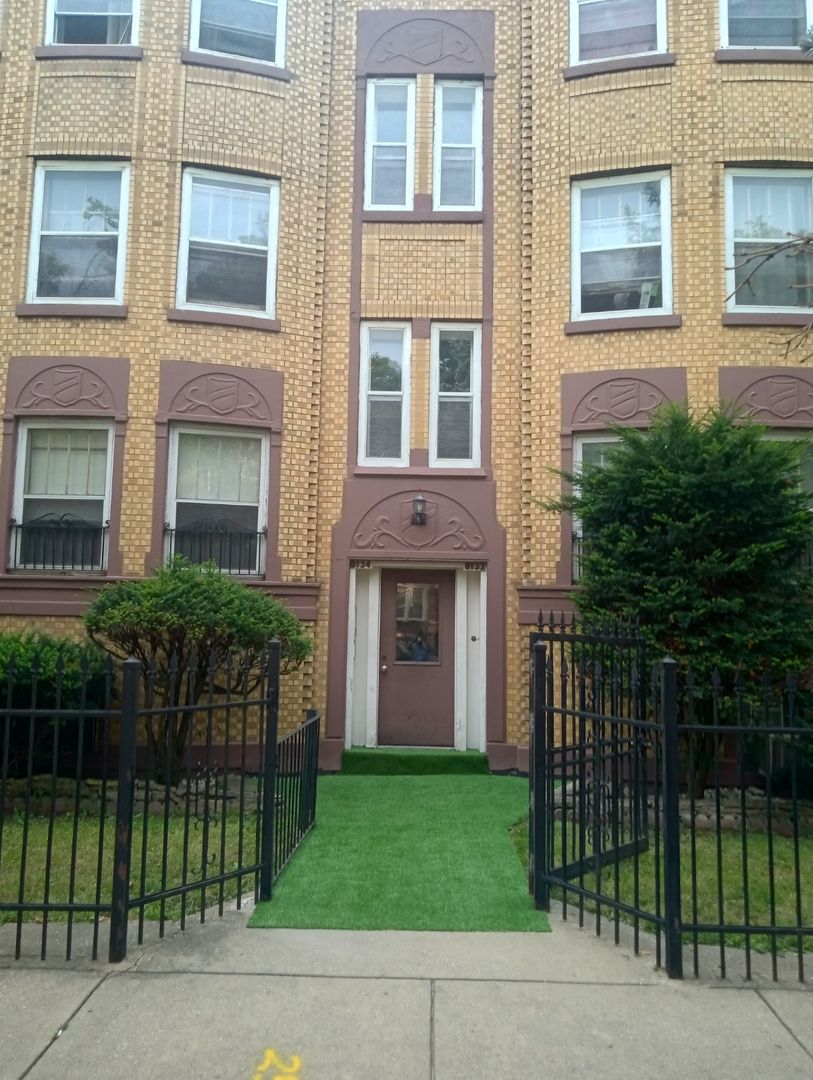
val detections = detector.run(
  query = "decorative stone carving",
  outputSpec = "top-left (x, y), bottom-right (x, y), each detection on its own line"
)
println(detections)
top-left (733, 376), bottom-right (813, 423)
top-left (170, 373), bottom-right (271, 422)
top-left (18, 366), bottom-right (114, 411)
top-left (573, 378), bottom-right (665, 427)
top-left (372, 19), bottom-right (481, 68)
top-left (353, 495), bottom-right (485, 554)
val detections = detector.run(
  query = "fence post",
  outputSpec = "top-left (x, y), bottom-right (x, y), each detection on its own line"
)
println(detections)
top-left (259, 641), bottom-right (281, 903)
top-left (108, 657), bottom-right (140, 964)
top-left (661, 656), bottom-right (683, 979)
top-left (532, 641), bottom-right (550, 910)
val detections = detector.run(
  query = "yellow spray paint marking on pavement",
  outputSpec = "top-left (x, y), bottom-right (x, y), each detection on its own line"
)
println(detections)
top-left (251, 1048), bottom-right (302, 1079)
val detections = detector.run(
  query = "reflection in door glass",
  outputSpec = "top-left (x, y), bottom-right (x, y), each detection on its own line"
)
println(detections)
top-left (395, 584), bottom-right (440, 662)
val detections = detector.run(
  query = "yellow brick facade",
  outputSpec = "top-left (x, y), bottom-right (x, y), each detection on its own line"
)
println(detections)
top-left (0, 0), bottom-right (810, 760)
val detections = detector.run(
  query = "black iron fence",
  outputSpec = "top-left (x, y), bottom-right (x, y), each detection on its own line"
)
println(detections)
top-left (0, 643), bottom-right (319, 962)
top-left (530, 618), bottom-right (813, 983)
top-left (164, 525), bottom-right (267, 576)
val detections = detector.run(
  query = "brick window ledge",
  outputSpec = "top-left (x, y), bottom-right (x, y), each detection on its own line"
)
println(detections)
top-left (564, 52), bottom-right (676, 80)
top-left (181, 48), bottom-right (293, 81)
top-left (722, 312), bottom-right (813, 328)
top-left (16, 303), bottom-right (128, 319)
top-left (35, 44), bottom-right (143, 60)
top-left (166, 308), bottom-right (281, 332)
top-left (565, 314), bottom-right (682, 335)
top-left (715, 48), bottom-right (812, 63)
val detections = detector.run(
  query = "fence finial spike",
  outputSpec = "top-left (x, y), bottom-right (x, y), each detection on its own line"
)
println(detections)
top-left (537, 609), bottom-right (544, 633)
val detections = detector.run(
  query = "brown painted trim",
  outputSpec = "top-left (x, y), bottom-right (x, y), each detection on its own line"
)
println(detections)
top-left (517, 585), bottom-right (577, 625)
top-left (318, 739), bottom-right (344, 772)
top-left (35, 45), bottom-right (143, 60)
top-left (409, 449), bottom-right (429, 467)
top-left (362, 211), bottom-right (485, 224)
top-left (565, 314), bottom-right (682, 334)
top-left (356, 11), bottom-right (495, 77)
top-left (353, 466), bottom-right (488, 478)
top-left (16, 303), bottom-right (128, 319)
top-left (181, 48), bottom-right (293, 81)
top-left (715, 48), bottom-right (813, 63)
top-left (563, 52), bottom-right (676, 80)
top-left (411, 319), bottom-right (431, 340)
top-left (166, 308), bottom-right (281, 332)
top-left (149, 360), bottom-right (285, 580)
top-left (0, 576), bottom-right (319, 620)
top-left (719, 366), bottom-right (813, 428)
top-left (722, 312), bottom-right (813, 327)
top-left (487, 742), bottom-right (529, 776)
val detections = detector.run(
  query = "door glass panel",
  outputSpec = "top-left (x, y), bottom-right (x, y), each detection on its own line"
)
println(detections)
top-left (395, 584), bottom-right (440, 663)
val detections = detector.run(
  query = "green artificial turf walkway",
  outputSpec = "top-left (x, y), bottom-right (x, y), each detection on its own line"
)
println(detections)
top-left (249, 775), bottom-right (550, 932)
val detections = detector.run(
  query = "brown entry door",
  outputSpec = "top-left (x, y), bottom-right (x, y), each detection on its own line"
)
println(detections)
top-left (378, 569), bottom-right (455, 747)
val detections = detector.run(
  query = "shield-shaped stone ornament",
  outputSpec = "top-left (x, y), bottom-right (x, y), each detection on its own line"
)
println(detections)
top-left (607, 381), bottom-right (641, 421)
top-left (767, 378), bottom-right (800, 420)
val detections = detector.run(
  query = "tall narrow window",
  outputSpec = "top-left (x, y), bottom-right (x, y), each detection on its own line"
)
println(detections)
top-left (572, 435), bottom-right (621, 580)
top-left (364, 80), bottom-right (416, 211)
top-left (166, 427), bottom-right (269, 576)
top-left (27, 162), bottom-right (130, 304)
top-left (430, 325), bottom-right (482, 468)
top-left (176, 169), bottom-right (280, 318)
top-left (190, 0), bottom-right (287, 68)
top-left (46, 0), bottom-right (138, 45)
top-left (720, 0), bottom-right (811, 48)
top-left (572, 171), bottom-right (672, 320)
top-left (10, 423), bottom-right (113, 571)
top-left (571, 0), bottom-right (666, 64)
top-left (359, 324), bottom-right (411, 467)
top-left (433, 82), bottom-right (483, 211)
top-left (726, 170), bottom-right (813, 312)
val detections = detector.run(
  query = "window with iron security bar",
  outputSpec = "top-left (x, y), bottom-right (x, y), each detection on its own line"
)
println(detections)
top-left (571, 172), bottom-right (673, 321)
top-left (27, 162), bottom-right (131, 305)
top-left (530, 618), bottom-right (813, 983)
top-left (720, 0), bottom-right (813, 48)
top-left (10, 422), bottom-right (114, 572)
top-left (46, 0), bottom-right (138, 46)
top-left (726, 169), bottom-right (813, 313)
top-left (570, 0), bottom-right (667, 65)
top-left (190, 0), bottom-right (287, 68)
top-left (165, 426), bottom-right (269, 575)
top-left (0, 644), bottom-right (319, 963)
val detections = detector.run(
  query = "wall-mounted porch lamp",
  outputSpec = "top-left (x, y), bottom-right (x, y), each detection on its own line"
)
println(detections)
top-left (411, 493), bottom-right (427, 526)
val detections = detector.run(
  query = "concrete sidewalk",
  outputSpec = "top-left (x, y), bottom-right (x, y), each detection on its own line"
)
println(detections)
top-left (1, 907), bottom-right (812, 1080)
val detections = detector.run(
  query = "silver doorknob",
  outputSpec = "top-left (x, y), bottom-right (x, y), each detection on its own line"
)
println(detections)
top-left (381, 664), bottom-right (388, 673)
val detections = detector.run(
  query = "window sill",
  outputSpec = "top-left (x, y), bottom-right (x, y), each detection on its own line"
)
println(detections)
top-left (715, 48), bottom-right (812, 64)
top-left (722, 312), bottom-right (813, 327)
top-left (166, 308), bottom-right (281, 332)
top-left (353, 466), bottom-right (488, 478)
top-left (565, 314), bottom-right (682, 334)
top-left (181, 49), bottom-right (293, 81)
top-left (35, 45), bottom-right (143, 60)
top-left (16, 302), bottom-right (128, 319)
top-left (564, 52), bottom-right (676, 80)
top-left (362, 210), bottom-right (484, 224)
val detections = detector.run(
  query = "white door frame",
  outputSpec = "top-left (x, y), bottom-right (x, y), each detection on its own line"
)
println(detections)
top-left (345, 562), bottom-right (486, 752)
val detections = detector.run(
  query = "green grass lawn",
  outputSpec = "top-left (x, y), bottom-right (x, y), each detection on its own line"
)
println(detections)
top-left (250, 775), bottom-right (550, 932)
top-left (0, 813), bottom-right (256, 925)
top-left (512, 818), bottom-right (813, 954)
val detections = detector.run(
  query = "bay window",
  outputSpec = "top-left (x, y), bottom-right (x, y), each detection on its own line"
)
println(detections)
top-left (571, 0), bottom-right (666, 64)
top-left (27, 162), bottom-right (130, 304)
top-left (720, 0), bottom-right (811, 48)
top-left (45, 0), bottom-right (137, 45)
top-left (726, 169), bottom-right (813, 312)
top-left (359, 324), bottom-right (411, 467)
top-left (190, 0), bottom-right (287, 68)
top-left (10, 423), bottom-right (113, 571)
top-left (572, 171), bottom-right (672, 320)
top-left (176, 168), bottom-right (280, 318)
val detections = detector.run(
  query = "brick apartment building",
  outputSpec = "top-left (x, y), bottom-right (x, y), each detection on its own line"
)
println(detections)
top-left (0, 0), bottom-right (810, 769)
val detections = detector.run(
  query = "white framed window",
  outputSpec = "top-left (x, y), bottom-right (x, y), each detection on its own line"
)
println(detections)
top-left (572, 434), bottom-right (622, 580)
top-left (429, 324), bottom-right (482, 468)
top-left (720, 0), bottom-right (812, 49)
top-left (10, 421), bottom-right (114, 571)
top-left (166, 426), bottom-right (270, 576)
top-left (572, 171), bottom-right (672, 321)
top-left (26, 162), bottom-right (131, 304)
top-left (176, 168), bottom-right (280, 318)
top-left (433, 82), bottom-right (483, 212)
top-left (364, 80), bottom-right (416, 212)
top-left (725, 169), bottom-right (813, 313)
top-left (190, 0), bottom-right (287, 68)
top-left (358, 323), bottom-right (412, 467)
top-left (45, 0), bottom-right (139, 46)
top-left (570, 0), bottom-right (667, 65)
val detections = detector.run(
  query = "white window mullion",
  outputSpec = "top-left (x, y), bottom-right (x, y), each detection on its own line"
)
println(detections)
top-left (429, 323), bottom-right (481, 469)
top-left (364, 80), bottom-right (416, 212)
top-left (358, 323), bottom-right (411, 467)
top-left (433, 81), bottom-right (483, 212)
